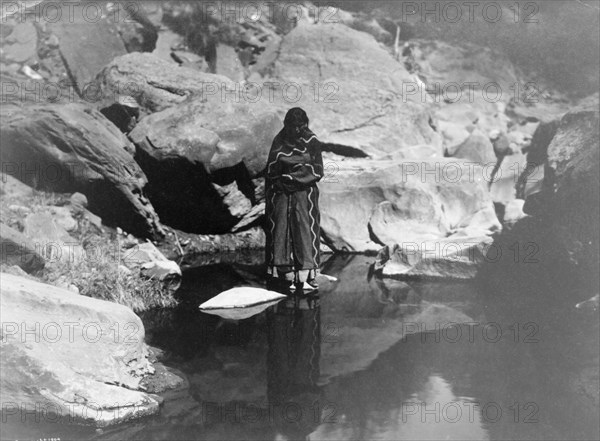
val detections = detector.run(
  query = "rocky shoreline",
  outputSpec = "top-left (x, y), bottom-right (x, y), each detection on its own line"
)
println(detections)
top-left (1, 0), bottom-right (598, 429)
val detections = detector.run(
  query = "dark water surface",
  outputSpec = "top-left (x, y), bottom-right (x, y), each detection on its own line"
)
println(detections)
top-left (6, 253), bottom-right (599, 440)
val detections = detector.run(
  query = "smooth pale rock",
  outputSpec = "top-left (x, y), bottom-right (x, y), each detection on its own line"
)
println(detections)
top-left (0, 223), bottom-right (45, 273)
top-left (503, 199), bottom-right (527, 225)
top-left (265, 22), bottom-right (442, 157)
top-left (70, 192), bottom-right (88, 209)
top-left (95, 53), bottom-right (235, 114)
top-left (320, 159), bottom-right (499, 252)
top-left (199, 287), bottom-right (287, 320)
top-left (0, 273), bottom-right (160, 427)
top-left (125, 241), bottom-right (168, 265)
top-left (449, 129), bottom-right (497, 165)
top-left (490, 152), bottom-right (527, 204)
top-left (200, 287), bottom-right (287, 309)
top-left (375, 235), bottom-right (494, 279)
top-left (130, 96), bottom-right (281, 177)
top-left (124, 241), bottom-right (181, 282)
top-left (0, 102), bottom-right (163, 239)
top-left (140, 260), bottom-right (181, 281)
top-left (129, 97), bottom-right (280, 233)
top-left (369, 196), bottom-right (447, 246)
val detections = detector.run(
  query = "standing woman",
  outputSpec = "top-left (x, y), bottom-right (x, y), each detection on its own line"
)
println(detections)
top-left (265, 108), bottom-right (324, 292)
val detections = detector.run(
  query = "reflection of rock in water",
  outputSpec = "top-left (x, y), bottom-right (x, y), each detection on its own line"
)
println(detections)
top-left (267, 297), bottom-right (322, 440)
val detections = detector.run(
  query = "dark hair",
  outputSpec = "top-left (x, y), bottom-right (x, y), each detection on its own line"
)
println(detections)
top-left (283, 107), bottom-right (309, 130)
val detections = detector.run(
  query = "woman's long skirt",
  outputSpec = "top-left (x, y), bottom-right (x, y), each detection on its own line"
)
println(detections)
top-left (265, 186), bottom-right (320, 278)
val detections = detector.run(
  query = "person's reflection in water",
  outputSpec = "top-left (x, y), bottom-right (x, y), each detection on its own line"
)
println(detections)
top-left (267, 296), bottom-right (322, 441)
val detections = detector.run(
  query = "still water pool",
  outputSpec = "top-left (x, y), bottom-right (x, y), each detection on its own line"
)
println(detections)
top-left (6, 253), bottom-right (599, 440)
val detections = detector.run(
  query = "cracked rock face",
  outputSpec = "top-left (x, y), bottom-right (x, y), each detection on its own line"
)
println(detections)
top-left (95, 52), bottom-right (236, 115)
top-left (263, 22), bottom-right (443, 158)
top-left (0, 102), bottom-right (164, 239)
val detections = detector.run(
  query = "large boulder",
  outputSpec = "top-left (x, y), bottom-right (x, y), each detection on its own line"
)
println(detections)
top-left (319, 158), bottom-right (500, 253)
top-left (263, 22), bottom-right (442, 157)
top-left (0, 102), bottom-right (163, 239)
top-left (0, 273), bottom-right (161, 426)
top-left (95, 52), bottom-right (235, 114)
top-left (129, 98), bottom-right (281, 233)
top-left (546, 103), bottom-right (599, 272)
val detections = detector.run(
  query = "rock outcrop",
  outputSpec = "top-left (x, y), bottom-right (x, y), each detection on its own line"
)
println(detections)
top-left (129, 97), bottom-right (281, 233)
top-left (319, 159), bottom-right (500, 253)
top-left (545, 103), bottom-right (599, 273)
top-left (124, 241), bottom-right (181, 283)
top-left (0, 102), bottom-right (164, 239)
top-left (0, 273), bottom-right (161, 426)
top-left (95, 53), bottom-right (235, 114)
top-left (263, 22), bottom-right (442, 157)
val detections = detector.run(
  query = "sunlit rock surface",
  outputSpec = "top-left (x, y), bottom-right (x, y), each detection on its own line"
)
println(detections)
top-left (319, 159), bottom-right (500, 252)
top-left (0, 273), bottom-right (161, 426)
